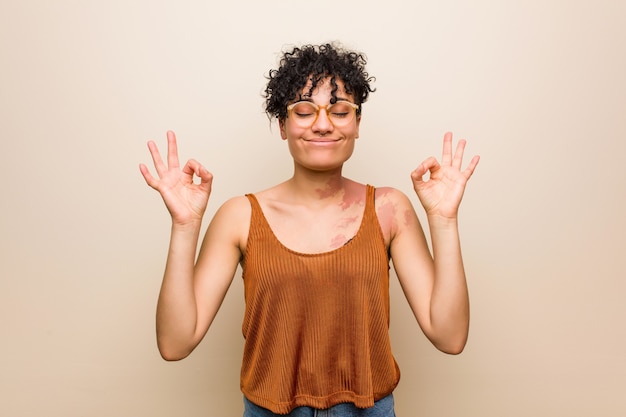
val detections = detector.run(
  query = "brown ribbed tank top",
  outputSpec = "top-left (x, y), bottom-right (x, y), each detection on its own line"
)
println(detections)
top-left (240, 185), bottom-right (400, 414)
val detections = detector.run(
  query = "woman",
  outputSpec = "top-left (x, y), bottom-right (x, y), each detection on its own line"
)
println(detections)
top-left (140, 43), bottom-right (479, 416)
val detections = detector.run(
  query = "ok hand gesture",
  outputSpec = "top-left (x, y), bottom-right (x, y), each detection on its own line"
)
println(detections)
top-left (139, 131), bottom-right (213, 225)
top-left (411, 132), bottom-right (480, 220)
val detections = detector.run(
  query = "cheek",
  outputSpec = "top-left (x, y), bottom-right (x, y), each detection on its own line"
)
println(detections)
top-left (281, 121), bottom-right (309, 140)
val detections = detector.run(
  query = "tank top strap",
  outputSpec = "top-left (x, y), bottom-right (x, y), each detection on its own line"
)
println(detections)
top-left (245, 193), bottom-right (271, 234)
top-left (245, 193), bottom-right (261, 213)
top-left (364, 184), bottom-right (376, 218)
top-left (245, 193), bottom-right (265, 222)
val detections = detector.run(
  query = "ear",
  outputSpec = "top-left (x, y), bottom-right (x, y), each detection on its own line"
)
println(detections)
top-left (279, 118), bottom-right (287, 140)
top-left (355, 115), bottom-right (361, 139)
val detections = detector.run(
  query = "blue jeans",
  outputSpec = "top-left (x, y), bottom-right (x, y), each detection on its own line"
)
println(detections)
top-left (243, 394), bottom-right (396, 417)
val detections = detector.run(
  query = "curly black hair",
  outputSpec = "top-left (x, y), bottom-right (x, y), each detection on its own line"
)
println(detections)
top-left (264, 43), bottom-right (375, 121)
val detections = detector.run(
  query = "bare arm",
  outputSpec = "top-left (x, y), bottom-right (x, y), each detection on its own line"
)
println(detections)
top-left (155, 202), bottom-right (243, 360)
top-left (390, 132), bottom-right (479, 354)
top-left (140, 131), bottom-right (244, 360)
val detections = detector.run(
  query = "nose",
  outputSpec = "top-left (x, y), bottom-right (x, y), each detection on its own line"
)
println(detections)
top-left (312, 107), bottom-right (334, 135)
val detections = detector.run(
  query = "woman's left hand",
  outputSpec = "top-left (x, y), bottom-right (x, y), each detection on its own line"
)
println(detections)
top-left (411, 132), bottom-right (480, 219)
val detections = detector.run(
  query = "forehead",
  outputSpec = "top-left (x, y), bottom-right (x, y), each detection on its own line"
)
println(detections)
top-left (300, 76), bottom-right (350, 99)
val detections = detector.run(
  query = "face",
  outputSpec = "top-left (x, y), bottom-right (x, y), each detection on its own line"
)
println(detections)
top-left (279, 77), bottom-right (361, 173)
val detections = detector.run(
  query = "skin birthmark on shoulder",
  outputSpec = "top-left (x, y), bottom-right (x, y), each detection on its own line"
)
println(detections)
top-left (375, 199), bottom-right (397, 243)
top-left (403, 208), bottom-right (415, 226)
top-left (375, 188), bottom-right (396, 223)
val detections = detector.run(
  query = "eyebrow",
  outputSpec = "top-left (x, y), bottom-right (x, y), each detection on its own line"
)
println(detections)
top-left (296, 96), bottom-right (354, 104)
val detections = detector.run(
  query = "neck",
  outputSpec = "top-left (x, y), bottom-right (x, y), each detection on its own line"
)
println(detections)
top-left (286, 167), bottom-right (348, 203)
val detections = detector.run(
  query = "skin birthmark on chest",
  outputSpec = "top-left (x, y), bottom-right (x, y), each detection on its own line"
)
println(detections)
top-left (338, 214), bottom-right (359, 228)
top-left (314, 183), bottom-right (366, 249)
top-left (339, 189), bottom-right (363, 210)
top-left (315, 179), bottom-right (342, 200)
top-left (329, 214), bottom-right (359, 248)
top-left (330, 233), bottom-right (350, 248)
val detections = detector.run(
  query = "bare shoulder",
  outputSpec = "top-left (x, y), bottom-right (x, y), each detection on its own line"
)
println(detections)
top-left (216, 194), bottom-right (251, 214)
top-left (374, 186), bottom-right (416, 215)
top-left (206, 195), bottom-right (251, 252)
top-left (374, 186), bottom-right (412, 203)
top-left (374, 186), bottom-right (420, 244)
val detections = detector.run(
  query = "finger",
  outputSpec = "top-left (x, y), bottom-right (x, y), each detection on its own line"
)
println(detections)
top-left (166, 130), bottom-right (180, 169)
top-left (411, 156), bottom-right (439, 183)
top-left (462, 155), bottom-right (480, 179)
top-left (197, 166), bottom-right (214, 184)
top-left (182, 159), bottom-right (213, 187)
top-left (139, 163), bottom-right (158, 189)
top-left (182, 158), bottom-right (201, 178)
top-left (147, 140), bottom-right (167, 177)
top-left (452, 139), bottom-right (467, 170)
top-left (441, 132), bottom-right (453, 166)
top-left (197, 166), bottom-right (214, 193)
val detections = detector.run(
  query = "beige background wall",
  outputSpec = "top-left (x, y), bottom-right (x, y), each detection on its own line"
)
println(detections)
top-left (1, 1), bottom-right (625, 416)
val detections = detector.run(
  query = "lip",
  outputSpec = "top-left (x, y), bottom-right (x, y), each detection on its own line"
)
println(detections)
top-left (302, 138), bottom-right (341, 143)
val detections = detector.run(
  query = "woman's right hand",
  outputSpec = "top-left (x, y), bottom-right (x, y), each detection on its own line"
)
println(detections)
top-left (139, 131), bottom-right (213, 226)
